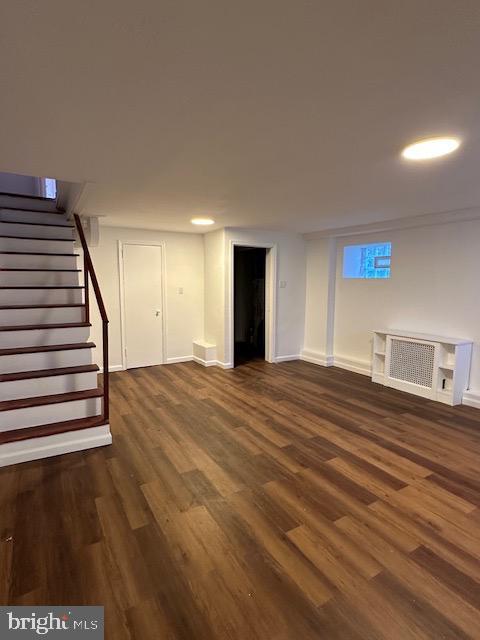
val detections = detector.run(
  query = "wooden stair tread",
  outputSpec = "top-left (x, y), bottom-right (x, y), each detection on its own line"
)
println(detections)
top-left (0, 387), bottom-right (103, 412)
top-left (0, 415), bottom-right (106, 445)
top-left (0, 285), bottom-right (84, 289)
top-left (0, 364), bottom-right (99, 382)
top-left (0, 268), bottom-right (80, 272)
top-left (0, 251), bottom-right (79, 256)
top-left (0, 322), bottom-right (91, 331)
top-left (0, 220), bottom-right (72, 228)
top-left (0, 202), bottom-right (108, 458)
top-left (0, 207), bottom-right (64, 215)
top-left (0, 235), bottom-right (73, 241)
top-left (0, 341), bottom-right (95, 356)
top-left (0, 191), bottom-right (56, 202)
top-left (0, 303), bottom-right (84, 309)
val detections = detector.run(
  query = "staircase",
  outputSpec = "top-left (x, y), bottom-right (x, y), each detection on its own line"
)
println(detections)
top-left (0, 194), bottom-right (112, 467)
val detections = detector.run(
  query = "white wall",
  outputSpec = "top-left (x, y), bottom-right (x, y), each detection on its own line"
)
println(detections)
top-left (303, 218), bottom-right (480, 398)
top-left (56, 180), bottom-right (84, 214)
top-left (204, 229), bottom-right (227, 363)
top-left (85, 224), bottom-right (306, 371)
top-left (225, 229), bottom-right (306, 364)
top-left (85, 217), bottom-right (480, 407)
top-left (86, 225), bottom-right (204, 370)
top-left (202, 228), bottom-right (306, 366)
top-left (302, 237), bottom-right (336, 366)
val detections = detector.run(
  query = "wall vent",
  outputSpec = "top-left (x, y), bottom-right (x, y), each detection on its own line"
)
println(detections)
top-left (388, 338), bottom-right (435, 388)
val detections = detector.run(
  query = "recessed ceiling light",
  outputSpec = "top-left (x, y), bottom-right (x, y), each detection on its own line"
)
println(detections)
top-left (191, 217), bottom-right (215, 226)
top-left (402, 137), bottom-right (460, 160)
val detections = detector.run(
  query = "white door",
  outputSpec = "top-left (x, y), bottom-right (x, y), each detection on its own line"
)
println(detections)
top-left (123, 244), bottom-right (164, 368)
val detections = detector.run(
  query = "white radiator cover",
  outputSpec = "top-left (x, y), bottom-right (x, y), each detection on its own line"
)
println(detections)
top-left (385, 336), bottom-right (439, 399)
top-left (372, 330), bottom-right (473, 406)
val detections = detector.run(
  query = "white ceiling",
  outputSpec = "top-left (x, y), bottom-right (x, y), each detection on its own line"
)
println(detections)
top-left (1, 1), bottom-right (480, 233)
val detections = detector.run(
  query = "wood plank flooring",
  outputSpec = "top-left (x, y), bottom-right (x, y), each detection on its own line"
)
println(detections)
top-left (1, 360), bottom-right (480, 639)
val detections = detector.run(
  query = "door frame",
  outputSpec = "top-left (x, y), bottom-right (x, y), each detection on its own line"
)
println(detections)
top-left (227, 239), bottom-right (277, 367)
top-left (118, 240), bottom-right (167, 370)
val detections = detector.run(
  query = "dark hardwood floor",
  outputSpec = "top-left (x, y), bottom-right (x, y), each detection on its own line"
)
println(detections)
top-left (1, 360), bottom-right (480, 639)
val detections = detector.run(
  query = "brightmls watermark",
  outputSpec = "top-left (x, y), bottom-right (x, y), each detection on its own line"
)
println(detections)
top-left (0, 607), bottom-right (104, 638)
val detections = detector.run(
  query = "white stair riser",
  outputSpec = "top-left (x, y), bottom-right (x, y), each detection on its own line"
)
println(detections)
top-left (0, 424), bottom-right (111, 468)
top-left (0, 253), bottom-right (78, 269)
top-left (0, 348), bottom-right (93, 374)
top-left (0, 327), bottom-right (90, 349)
top-left (0, 238), bottom-right (74, 253)
top-left (1, 288), bottom-right (83, 305)
top-left (1, 397), bottom-right (102, 431)
top-left (0, 271), bottom-right (80, 286)
top-left (0, 222), bottom-right (74, 239)
top-left (0, 307), bottom-right (84, 325)
top-left (0, 371), bottom-right (98, 401)
top-left (0, 210), bottom-right (69, 225)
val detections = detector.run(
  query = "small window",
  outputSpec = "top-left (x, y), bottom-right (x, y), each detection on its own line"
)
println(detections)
top-left (343, 242), bottom-right (391, 279)
top-left (43, 178), bottom-right (57, 199)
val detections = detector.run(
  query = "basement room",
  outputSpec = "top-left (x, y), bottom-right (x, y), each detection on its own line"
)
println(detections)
top-left (1, 2), bottom-right (479, 639)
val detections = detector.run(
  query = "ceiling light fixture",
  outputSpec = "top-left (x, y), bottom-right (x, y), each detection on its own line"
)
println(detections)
top-left (191, 217), bottom-right (215, 226)
top-left (401, 137), bottom-right (460, 160)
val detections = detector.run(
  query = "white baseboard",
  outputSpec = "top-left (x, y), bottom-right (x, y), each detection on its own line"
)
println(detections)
top-left (300, 350), bottom-right (370, 376)
top-left (186, 356), bottom-right (233, 369)
top-left (193, 356), bottom-right (217, 367)
top-left (275, 354), bottom-right (301, 363)
top-left (98, 364), bottom-right (124, 373)
top-left (0, 424), bottom-right (112, 468)
top-left (195, 355), bottom-right (300, 367)
top-left (166, 356), bottom-right (194, 364)
top-left (334, 355), bottom-right (371, 377)
top-left (462, 390), bottom-right (480, 409)
top-left (300, 349), bottom-right (334, 367)
top-left (217, 361), bottom-right (234, 369)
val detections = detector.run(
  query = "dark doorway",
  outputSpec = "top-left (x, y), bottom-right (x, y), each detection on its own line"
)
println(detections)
top-left (234, 246), bottom-right (266, 366)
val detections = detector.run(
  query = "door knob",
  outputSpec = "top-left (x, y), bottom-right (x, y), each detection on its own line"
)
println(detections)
top-left (155, 310), bottom-right (161, 317)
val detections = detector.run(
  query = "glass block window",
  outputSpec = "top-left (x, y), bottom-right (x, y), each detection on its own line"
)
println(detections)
top-left (43, 178), bottom-right (57, 199)
top-left (343, 242), bottom-right (391, 279)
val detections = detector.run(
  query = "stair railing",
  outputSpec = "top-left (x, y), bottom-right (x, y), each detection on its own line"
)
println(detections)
top-left (73, 214), bottom-right (110, 423)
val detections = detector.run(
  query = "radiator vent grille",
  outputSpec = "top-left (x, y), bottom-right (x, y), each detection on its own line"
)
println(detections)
top-left (389, 338), bottom-right (435, 388)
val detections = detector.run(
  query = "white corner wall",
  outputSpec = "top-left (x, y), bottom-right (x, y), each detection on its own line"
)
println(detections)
top-left (204, 229), bottom-right (227, 363)
top-left (302, 237), bottom-right (336, 366)
top-left (203, 228), bottom-right (306, 367)
top-left (303, 217), bottom-right (480, 403)
top-left (86, 225), bottom-right (204, 369)
top-left (226, 229), bottom-right (306, 364)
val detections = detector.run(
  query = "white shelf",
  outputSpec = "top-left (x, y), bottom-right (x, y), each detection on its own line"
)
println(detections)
top-left (374, 329), bottom-right (471, 346)
top-left (439, 363), bottom-right (455, 371)
top-left (371, 329), bottom-right (472, 406)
